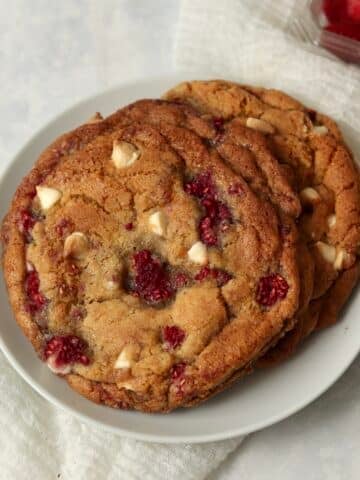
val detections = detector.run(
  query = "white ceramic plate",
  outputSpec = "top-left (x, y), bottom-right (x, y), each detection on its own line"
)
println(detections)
top-left (0, 74), bottom-right (359, 444)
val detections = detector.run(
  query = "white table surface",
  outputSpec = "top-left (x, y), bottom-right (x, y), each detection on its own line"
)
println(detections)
top-left (1, 1), bottom-right (359, 479)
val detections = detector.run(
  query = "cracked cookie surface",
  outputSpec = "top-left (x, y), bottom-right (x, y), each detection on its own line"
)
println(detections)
top-left (2, 99), bottom-right (300, 412)
top-left (164, 80), bottom-right (360, 364)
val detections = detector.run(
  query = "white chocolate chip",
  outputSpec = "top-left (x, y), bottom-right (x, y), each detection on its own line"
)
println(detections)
top-left (300, 187), bottom-right (320, 204)
top-left (246, 117), bottom-right (275, 135)
top-left (111, 140), bottom-right (140, 169)
top-left (334, 249), bottom-right (355, 270)
top-left (313, 125), bottom-right (328, 136)
top-left (36, 186), bottom-right (62, 211)
top-left (47, 355), bottom-right (71, 375)
top-left (106, 279), bottom-right (118, 290)
top-left (63, 232), bottom-right (89, 259)
top-left (114, 345), bottom-right (138, 369)
top-left (187, 241), bottom-right (208, 265)
top-left (118, 381), bottom-right (135, 391)
top-left (327, 214), bottom-right (337, 228)
top-left (26, 261), bottom-right (34, 272)
top-left (149, 210), bottom-right (167, 236)
top-left (316, 241), bottom-right (336, 263)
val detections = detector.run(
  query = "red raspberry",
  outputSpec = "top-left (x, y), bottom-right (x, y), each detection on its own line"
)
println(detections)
top-left (55, 218), bottom-right (73, 237)
top-left (199, 216), bottom-right (217, 246)
top-left (44, 335), bottom-right (89, 368)
top-left (172, 273), bottom-right (188, 289)
top-left (323, 0), bottom-right (348, 23)
top-left (132, 250), bottom-right (173, 303)
top-left (348, 0), bottom-right (360, 22)
top-left (162, 325), bottom-right (186, 350)
top-left (124, 222), bottom-right (134, 231)
top-left (25, 270), bottom-right (46, 314)
top-left (184, 171), bottom-right (215, 199)
top-left (18, 209), bottom-right (37, 241)
top-left (171, 362), bottom-right (186, 381)
top-left (325, 22), bottom-right (360, 41)
top-left (195, 266), bottom-right (232, 286)
top-left (256, 273), bottom-right (289, 307)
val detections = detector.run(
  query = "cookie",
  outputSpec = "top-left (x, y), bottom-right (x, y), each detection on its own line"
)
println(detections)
top-left (1, 99), bottom-right (300, 412)
top-left (164, 80), bottom-right (360, 363)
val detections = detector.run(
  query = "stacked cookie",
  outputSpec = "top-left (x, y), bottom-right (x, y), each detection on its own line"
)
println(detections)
top-left (2, 80), bottom-right (359, 412)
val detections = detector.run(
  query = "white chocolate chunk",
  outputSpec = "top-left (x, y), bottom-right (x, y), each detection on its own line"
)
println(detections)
top-left (111, 140), bottom-right (140, 168)
top-left (26, 261), bottom-right (34, 272)
top-left (149, 210), bottom-right (167, 236)
top-left (334, 249), bottom-right (355, 270)
top-left (106, 279), bottom-right (118, 290)
top-left (118, 381), bottom-right (135, 391)
top-left (36, 186), bottom-right (62, 211)
top-left (47, 355), bottom-right (71, 375)
top-left (246, 117), bottom-right (275, 135)
top-left (327, 214), bottom-right (337, 228)
top-left (187, 241), bottom-right (208, 265)
top-left (63, 232), bottom-right (89, 259)
top-left (313, 125), bottom-right (328, 136)
top-left (114, 345), bottom-right (138, 369)
top-left (300, 187), bottom-right (320, 203)
top-left (316, 241), bottom-right (336, 263)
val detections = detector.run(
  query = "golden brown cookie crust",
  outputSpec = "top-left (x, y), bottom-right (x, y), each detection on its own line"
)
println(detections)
top-left (164, 80), bottom-right (360, 364)
top-left (2, 99), bottom-right (300, 412)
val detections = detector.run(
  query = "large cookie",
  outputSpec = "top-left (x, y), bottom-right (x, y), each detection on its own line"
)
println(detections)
top-left (164, 80), bottom-right (360, 363)
top-left (1, 100), bottom-right (300, 412)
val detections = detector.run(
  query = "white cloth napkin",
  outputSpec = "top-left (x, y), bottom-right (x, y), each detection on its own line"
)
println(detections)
top-left (0, 350), bottom-right (241, 479)
top-left (175, 0), bottom-right (360, 132)
top-left (1, 1), bottom-right (359, 479)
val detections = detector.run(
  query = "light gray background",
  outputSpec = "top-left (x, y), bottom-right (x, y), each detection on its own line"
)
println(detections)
top-left (0, 1), bottom-right (359, 479)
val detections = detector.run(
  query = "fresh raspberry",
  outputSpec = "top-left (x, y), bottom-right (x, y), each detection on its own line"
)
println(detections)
top-left (256, 273), bottom-right (289, 307)
top-left (348, 0), bottom-right (360, 22)
top-left (325, 21), bottom-right (360, 41)
top-left (18, 209), bottom-right (37, 240)
top-left (195, 266), bottom-right (232, 286)
top-left (44, 335), bottom-right (89, 368)
top-left (124, 222), bottom-right (134, 231)
top-left (162, 325), bottom-right (186, 350)
top-left (132, 250), bottom-right (173, 303)
top-left (25, 270), bottom-right (46, 314)
top-left (323, 0), bottom-right (348, 23)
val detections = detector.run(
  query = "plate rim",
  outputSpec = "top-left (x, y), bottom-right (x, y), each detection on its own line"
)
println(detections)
top-left (0, 72), bottom-right (359, 443)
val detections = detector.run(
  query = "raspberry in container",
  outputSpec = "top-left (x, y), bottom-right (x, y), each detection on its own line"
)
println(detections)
top-left (289, 0), bottom-right (360, 64)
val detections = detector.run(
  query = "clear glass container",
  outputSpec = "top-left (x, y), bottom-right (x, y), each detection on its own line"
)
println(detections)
top-left (288, 0), bottom-right (360, 64)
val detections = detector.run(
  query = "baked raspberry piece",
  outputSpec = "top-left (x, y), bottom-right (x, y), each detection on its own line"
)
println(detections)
top-left (132, 250), bottom-right (173, 303)
top-left (185, 172), bottom-right (232, 246)
top-left (195, 266), bottom-right (232, 286)
top-left (162, 325), bottom-right (186, 350)
top-left (25, 270), bottom-right (46, 314)
top-left (172, 272), bottom-right (189, 289)
top-left (18, 209), bottom-right (37, 241)
top-left (184, 171), bottom-right (216, 199)
top-left (55, 218), bottom-right (73, 237)
top-left (44, 335), bottom-right (89, 368)
top-left (256, 273), bottom-right (289, 307)
top-left (171, 362), bottom-right (186, 381)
